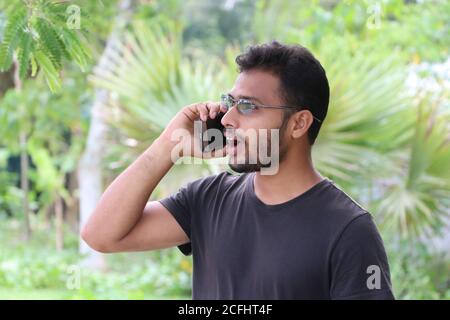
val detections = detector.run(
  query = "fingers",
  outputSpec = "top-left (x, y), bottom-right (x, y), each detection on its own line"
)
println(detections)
top-left (206, 102), bottom-right (221, 120)
top-left (198, 104), bottom-right (209, 122)
top-left (188, 101), bottom-right (221, 122)
top-left (219, 101), bottom-right (228, 114)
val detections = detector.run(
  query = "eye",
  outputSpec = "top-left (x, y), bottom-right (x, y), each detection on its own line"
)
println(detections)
top-left (237, 100), bottom-right (256, 114)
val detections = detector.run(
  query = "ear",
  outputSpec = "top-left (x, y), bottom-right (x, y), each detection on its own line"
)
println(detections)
top-left (291, 110), bottom-right (313, 139)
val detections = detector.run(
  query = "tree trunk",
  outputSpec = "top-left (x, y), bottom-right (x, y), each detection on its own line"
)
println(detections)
top-left (55, 195), bottom-right (64, 251)
top-left (19, 131), bottom-right (31, 240)
top-left (14, 55), bottom-right (31, 241)
top-left (66, 171), bottom-right (79, 233)
top-left (78, 0), bottom-right (137, 268)
top-left (44, 204), bottom-right (53, 229)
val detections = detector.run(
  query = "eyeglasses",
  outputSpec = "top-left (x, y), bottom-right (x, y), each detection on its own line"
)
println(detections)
top-left (220, 94), bottom-right (322, 123)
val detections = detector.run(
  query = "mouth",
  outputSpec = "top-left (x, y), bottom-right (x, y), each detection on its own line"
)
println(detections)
top-left (225, 135), bottom-right (241, 156)
top-left (225, 136), bottom-right (239, 147)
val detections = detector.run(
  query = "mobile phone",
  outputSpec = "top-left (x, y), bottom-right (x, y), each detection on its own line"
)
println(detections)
top-left (201, 112), bottom-right (226, 152)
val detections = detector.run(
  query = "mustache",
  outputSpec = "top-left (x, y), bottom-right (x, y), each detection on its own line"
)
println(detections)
top-left (223, 127), bottom-right (283, 143)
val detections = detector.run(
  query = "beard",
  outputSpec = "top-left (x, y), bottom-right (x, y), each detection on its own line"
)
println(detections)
top-left (228, 145), bottom-right (288, 173)
top-left (228, 121), bottom-right (289, 174)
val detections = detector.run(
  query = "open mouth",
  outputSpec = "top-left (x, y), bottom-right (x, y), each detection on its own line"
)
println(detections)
top-left (224, 129), bottom-right (247, 156)
top-left (225, 134), bottom-right (242, 156)
top-left (226, 136), bottom-right (239, 147)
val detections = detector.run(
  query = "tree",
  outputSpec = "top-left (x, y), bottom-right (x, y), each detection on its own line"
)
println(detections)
top-left (0, 0), bottom-right (91, 91)
top-left (248, 0), bottom-right (450, 240)
top-left (78, 0), bottom-right (137, 268)
top-left (89, 18), bottom-right (234, 174)
top-left (0, 0), bottom-right (91, 241)
top-left (0, 75), bottom-right (88, 248)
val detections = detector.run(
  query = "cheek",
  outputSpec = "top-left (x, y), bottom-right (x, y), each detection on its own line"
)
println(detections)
top-left (246, 111), bottom-right (284, 131)
top-left (236, 112), bottom-right (284, 146)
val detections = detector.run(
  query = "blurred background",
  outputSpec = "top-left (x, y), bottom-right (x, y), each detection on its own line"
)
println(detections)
top-left (0, 0), bottom-right (448, 299)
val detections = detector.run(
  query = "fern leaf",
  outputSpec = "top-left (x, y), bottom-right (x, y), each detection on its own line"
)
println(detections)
top-left (18, 31), bottom-right (34, 79)
top-left (59, 28), bottom-right (91, 71)
top-left (0, 8), bottom-right (27, 71)
top-left (30, 52), bottom-right (38, 77)
top-left (34, 50), bottom-right (61, 92)
top-left (34, 18), bottom-right (63, 70)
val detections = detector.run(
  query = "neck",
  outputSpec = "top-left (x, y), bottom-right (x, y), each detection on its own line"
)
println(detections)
top-left (253, 147), bottom-right (324, 205)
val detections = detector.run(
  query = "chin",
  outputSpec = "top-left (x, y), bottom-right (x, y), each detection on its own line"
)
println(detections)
top-left (228, 163), bottom-right (261, 173)
top-left (228, 160), bottom-right (278, 173)
top-left (227, 144), bottom-right (287, 174)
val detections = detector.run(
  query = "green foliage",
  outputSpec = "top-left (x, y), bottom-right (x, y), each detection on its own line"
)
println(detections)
top-left (376, 99), bottom-right (450, 238)
top-left (387, 238), bottom-right (450, 299)
top-left (312, 46), bottom-right (415, 182)
top-left (251, 0), bottom-right (449, 63)
top-left (0, 72), bottom-right (90, 216)
top-left (0, 6), bottom-right (27, 70)
top-left (90, 19), bottom-right (234, 170)
top-left (247, 0), bottom-right (450, 240)
top-left (0, 148), bottom-right (21, 218)
top-left (0, 217), bottom-right (191, 299)
top-left (181, 0), bottom-right (254, 57)
top-left (0, 0), bottom-right (91, 91)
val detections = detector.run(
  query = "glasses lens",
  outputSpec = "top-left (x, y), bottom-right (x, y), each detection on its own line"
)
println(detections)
top-left (237, 101), bottom-right (255, 114)
top-left (221, 94), bottom-right (232, 110)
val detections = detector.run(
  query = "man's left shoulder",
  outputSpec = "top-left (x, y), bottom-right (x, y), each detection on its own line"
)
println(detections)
top-left (317, 179), bottom-right (369, 222)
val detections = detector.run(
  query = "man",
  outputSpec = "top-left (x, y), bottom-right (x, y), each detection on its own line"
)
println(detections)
top-left (82, 41), bottom-right (394, 300)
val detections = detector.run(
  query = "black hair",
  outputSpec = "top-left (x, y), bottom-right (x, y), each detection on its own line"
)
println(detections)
top-left (235, 41), bottom-right (329, 145)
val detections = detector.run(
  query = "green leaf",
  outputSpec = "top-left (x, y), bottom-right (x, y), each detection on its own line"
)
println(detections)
top-left (34, 18), bottom-right (63, 70)
top-left (34, 50), bottom-right (61, 92)
top-left (30, 53), bottom-right (38, 76)
top-left (0, 8), bottom-right (27, 71)
top-left (18, 31), bottom-right (34, 79)
top-left (27, 140), bottom-right (62, 193)
top-left (59, 28), bottom-right (91, 71)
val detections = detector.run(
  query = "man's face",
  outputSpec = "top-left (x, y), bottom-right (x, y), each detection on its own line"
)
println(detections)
top-left (221, 69), bottom-right (290, 174)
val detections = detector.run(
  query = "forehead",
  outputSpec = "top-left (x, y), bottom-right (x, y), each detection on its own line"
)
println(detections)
top-left (230, 69), bottom-right (282, 104)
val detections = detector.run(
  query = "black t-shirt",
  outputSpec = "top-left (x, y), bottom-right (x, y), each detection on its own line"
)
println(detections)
top-left (159, 171), bottom-right (394, 300)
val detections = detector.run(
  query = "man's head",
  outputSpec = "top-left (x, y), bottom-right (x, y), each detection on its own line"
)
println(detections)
top-left (221, 41), bottom-right (329, 174)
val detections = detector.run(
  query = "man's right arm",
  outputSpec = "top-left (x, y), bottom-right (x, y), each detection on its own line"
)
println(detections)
top-left (81, 101), bottom-right (225, 253)
top-left (81, 136), bottom-right (188, 253)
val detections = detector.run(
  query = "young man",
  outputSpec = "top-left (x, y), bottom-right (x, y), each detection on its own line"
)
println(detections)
top-left (82, 41), bottom-right (394, 300)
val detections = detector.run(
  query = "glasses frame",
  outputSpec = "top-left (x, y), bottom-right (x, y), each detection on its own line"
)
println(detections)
top-left (220, 94), bottom-right (322, 123)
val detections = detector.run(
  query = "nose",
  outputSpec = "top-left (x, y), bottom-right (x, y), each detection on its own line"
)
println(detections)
top-left (221, 105), bottom-right (240, 129)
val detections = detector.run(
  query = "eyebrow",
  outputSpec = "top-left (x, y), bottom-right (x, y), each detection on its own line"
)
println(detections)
top-left (228, 93), bottom-right (264, 105)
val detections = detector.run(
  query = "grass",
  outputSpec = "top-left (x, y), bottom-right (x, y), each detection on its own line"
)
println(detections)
top-left (0, 287), bottom-right (71, 300)
top-left (0, 217), bottom-right (193, 300)
top-left (0, 287), bottom-right (190, 300)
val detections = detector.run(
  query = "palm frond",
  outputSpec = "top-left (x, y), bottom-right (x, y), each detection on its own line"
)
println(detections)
top-left (312, 49), bottom-right (415, 184)
top-left (376, 100), bottom-right (450, 238)
top-left (90, 20), bottom-right (232, 162)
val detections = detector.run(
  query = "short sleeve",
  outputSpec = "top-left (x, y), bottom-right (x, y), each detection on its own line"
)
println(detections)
top-left (330, 213), bottom-right (395, 300)
top-left (159, 182), bottom-right (194, 256)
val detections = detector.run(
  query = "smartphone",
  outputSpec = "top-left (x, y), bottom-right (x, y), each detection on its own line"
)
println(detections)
top-left (201, 112), bottom-right (226, 152)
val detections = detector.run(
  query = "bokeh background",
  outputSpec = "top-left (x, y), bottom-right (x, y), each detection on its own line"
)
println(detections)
top-left (0, 0), bottom-right (449, 299)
